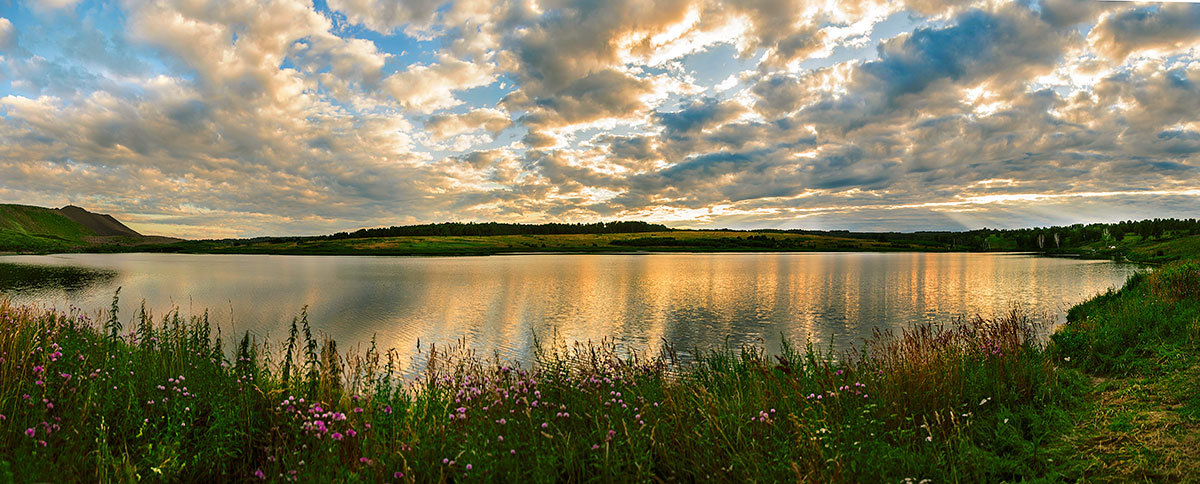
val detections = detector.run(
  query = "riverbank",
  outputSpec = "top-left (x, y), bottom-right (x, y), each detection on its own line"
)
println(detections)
top-left (0, 260), bottom-right (1197, 481)
top-left (1045, 259), bottom-right (1200, 480)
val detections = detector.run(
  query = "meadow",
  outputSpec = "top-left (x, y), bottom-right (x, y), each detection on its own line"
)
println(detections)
top-left (0, 259), bottom-right (1197, 482)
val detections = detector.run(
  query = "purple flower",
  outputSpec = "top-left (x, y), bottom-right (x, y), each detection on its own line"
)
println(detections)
top-left (25, 428), bottom-right (35, 438)
top-left (254, 469), bottom-right (265, 480)
top-left (331, 432), bottom-right (344, 441)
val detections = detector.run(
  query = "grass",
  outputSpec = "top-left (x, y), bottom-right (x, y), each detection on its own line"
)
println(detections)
top-left (1047, 258), bottom-right (1200, 481)
top-left (1, 258), bottom-right (1197, 481)
top-left (1052, 261), bottom-right (1200, 376)
top-left (0, 205), bottom-right (94, 239)
top-left (1067, 234), bottom-right (1200, 264)
top-left (1, 297), bottom-right (1085, 482)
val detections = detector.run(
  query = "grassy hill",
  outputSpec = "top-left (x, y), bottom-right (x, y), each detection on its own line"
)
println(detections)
top-left (0, 204), bottom-right (158, 253)
top-left (0, 204), bottom-right (98, 252)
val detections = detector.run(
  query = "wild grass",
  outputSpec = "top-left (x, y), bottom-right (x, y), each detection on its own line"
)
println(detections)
top-left (0, 292), bottom-right (1086, 483)
top-left (1052, 260), bottom-right (1200, 376)
top-left (1046, 258), bottom-right (1200, 481)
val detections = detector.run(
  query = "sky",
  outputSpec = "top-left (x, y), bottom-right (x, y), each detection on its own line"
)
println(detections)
top-left (0, 0), bottom-right (1198, 238)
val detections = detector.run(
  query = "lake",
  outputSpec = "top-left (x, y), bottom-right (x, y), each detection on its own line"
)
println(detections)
top-left (0, 252), bottom-right (1140, 365)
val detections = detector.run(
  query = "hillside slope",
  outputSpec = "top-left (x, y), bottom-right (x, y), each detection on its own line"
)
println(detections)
top-left (0, 204), bottom-right (96, 238)
top-left (57, 205), bottom-right (141, 237)
top-left (0, 204), bottom-right (96, 252)
top-left (0, 204), bottom-right (160, 253)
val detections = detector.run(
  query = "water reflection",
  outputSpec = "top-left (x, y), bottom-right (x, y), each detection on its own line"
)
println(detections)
top-left (0, 262), bottom-right (117, 295)
top-left (0, 253), bottom-right (1140, 365)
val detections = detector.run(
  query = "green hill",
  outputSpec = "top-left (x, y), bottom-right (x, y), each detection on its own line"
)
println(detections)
top-left (0, 204), bottom-right (98, 252)
top-left (0, 204), bottom-right (167, 253)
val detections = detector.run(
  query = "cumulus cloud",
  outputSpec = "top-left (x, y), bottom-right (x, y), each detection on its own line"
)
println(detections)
top-left (383, 55), bottom-right (494, 113)
top-left (1089, 4), bottom-right (1200, 61)
top-left (426, 108), bottom-right (511, 141)
top-left (327, 0), bottom-right (447, 35)
top-left (855, 8), bottom-right (1068, 108)
top-left (0, 0), bottom-right (1198, 236)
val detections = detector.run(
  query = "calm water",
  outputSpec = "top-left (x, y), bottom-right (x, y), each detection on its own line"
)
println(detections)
top-left (0, 252), bottom-right (1140, 364)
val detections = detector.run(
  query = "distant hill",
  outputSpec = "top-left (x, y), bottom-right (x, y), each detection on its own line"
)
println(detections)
top-left (0, 204), bottom-right (96, 240)
top-left (57, 205), bottom-right (141, 237)
top-left (0, 203), bottom-right (164, 252)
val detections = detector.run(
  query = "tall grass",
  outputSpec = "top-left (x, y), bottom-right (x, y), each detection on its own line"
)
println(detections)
top-left (1053, 260), bottom-right (1200, 375)
top-left (0, 295), bottom-right (1082, 482)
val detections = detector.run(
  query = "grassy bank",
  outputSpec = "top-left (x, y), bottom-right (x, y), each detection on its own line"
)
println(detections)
top-left (1, 260), bottom-right (1198, 482)
top-left (1045, 259), bottom-right (1200, 481)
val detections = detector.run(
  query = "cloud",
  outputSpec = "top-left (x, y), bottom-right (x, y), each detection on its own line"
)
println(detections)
top-left (0, 18), bottom-right (15, 51)
top-left (0, 0), bottom-right (1198, 236)
top-left (426, 108), bottom-right (511, 141)
top-left (855, 8), bottom-right (1068, 107)
top-left (326, 0), bottom-right (447, 35)
top-left (656, 97), bottom-right (746, 136)
top-left (519, 69), bottom-right (654, 129)
top-left (1089, 4), bottom-right (1200, 61)
top-left (383, 55), bottom-right (494, 113)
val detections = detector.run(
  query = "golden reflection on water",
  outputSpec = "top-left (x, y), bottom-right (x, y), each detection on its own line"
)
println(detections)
top-left (0, 252), bottom-right (1141, 365)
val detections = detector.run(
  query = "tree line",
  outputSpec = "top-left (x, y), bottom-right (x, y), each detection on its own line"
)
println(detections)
top-left (774, 218), bottom-right (1200, 251)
